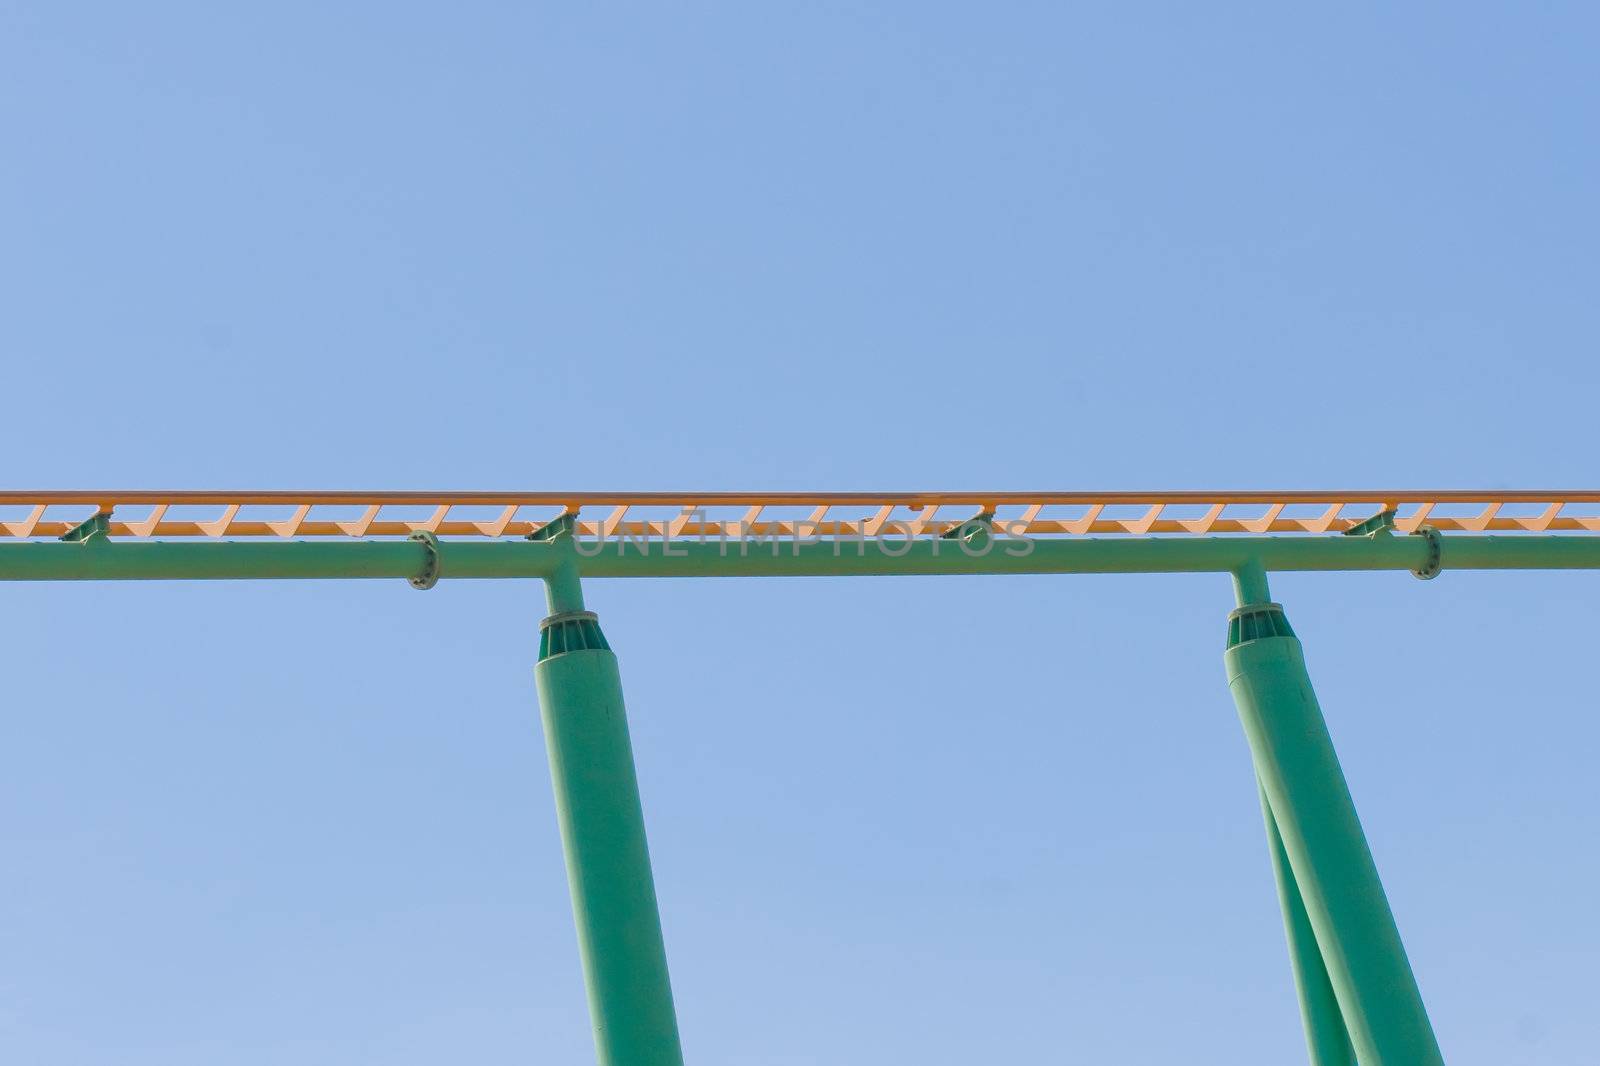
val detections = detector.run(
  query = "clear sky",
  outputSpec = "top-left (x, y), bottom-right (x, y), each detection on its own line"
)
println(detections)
top-left (2, 4), bottom-right (1598, 1064)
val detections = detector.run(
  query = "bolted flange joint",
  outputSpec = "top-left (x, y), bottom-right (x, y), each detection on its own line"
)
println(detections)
top-left (408, 530), bottom-right (442, 590)
top-left (1410, 525), bottom-right (1442, 580)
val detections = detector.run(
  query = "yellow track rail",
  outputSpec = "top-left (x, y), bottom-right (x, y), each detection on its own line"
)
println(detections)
top-left (3, 491), bottom-right (1599, 540)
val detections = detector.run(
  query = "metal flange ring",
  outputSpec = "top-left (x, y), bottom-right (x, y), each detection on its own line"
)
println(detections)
top-left (409, 530), bottom-right (442, 590)
top-left (1410, 525), bottom-right (1442, 580)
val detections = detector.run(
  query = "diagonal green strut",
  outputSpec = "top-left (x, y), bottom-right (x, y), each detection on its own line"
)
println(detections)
top-left (1258, 783), bottom-right (1355, 1066)
top-left (1226, 566), bottom-right (1444, 1065)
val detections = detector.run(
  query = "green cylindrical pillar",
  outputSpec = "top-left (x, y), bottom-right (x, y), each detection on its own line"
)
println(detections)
top-left (1225, 601), bottom-right (1443, 1066)
top-left (536, 604), bottom-right (684, 1066)
top-left (1258, 783), bottom-right (1354, 1066)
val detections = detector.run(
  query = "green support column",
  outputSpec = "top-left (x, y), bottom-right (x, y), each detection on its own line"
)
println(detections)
top-left (1258, 784), bottom-right (1354, 1066)
top-left (536, 563), bottom-right (684, 1066)
top-left (1225, 571), bottom-right (1443, 1066)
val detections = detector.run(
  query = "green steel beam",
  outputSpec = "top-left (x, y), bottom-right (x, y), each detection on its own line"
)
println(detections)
top-left (2, 533), bottom-right (1600, 581)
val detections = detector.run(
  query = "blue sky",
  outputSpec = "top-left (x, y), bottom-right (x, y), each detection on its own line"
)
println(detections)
top-left (2, 4), bottom-right (1597, 1063)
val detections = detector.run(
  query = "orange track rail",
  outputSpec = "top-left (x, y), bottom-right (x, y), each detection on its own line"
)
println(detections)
top-left (3, 491), bottom-right (1599, 540)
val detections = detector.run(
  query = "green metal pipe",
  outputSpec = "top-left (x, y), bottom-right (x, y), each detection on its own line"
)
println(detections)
top-left (535, 598), bottom-right (684, 1066)
top-left (1232, 560), bottom-right (1273, 606)
top-left (1225, 600), bottom-right (1444, 1065)
top-left (574, 533), bottom-right (1600, 576)
top-left (0, 539), bottom-right (435, 580)
top-left (545, 553), bottom-right (587, 614)
top-left (1259, 783), bottom-right (1355, 1066)
top-left (4, 533), bottom-right (1600, 581)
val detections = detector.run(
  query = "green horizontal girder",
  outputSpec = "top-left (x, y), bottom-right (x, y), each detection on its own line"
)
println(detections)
top-left (1, 533), bottom-right (1599, 582)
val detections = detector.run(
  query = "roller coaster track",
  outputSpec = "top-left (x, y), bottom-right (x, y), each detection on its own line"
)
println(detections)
top-left (3, 489), bottom-right (1598, 540)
